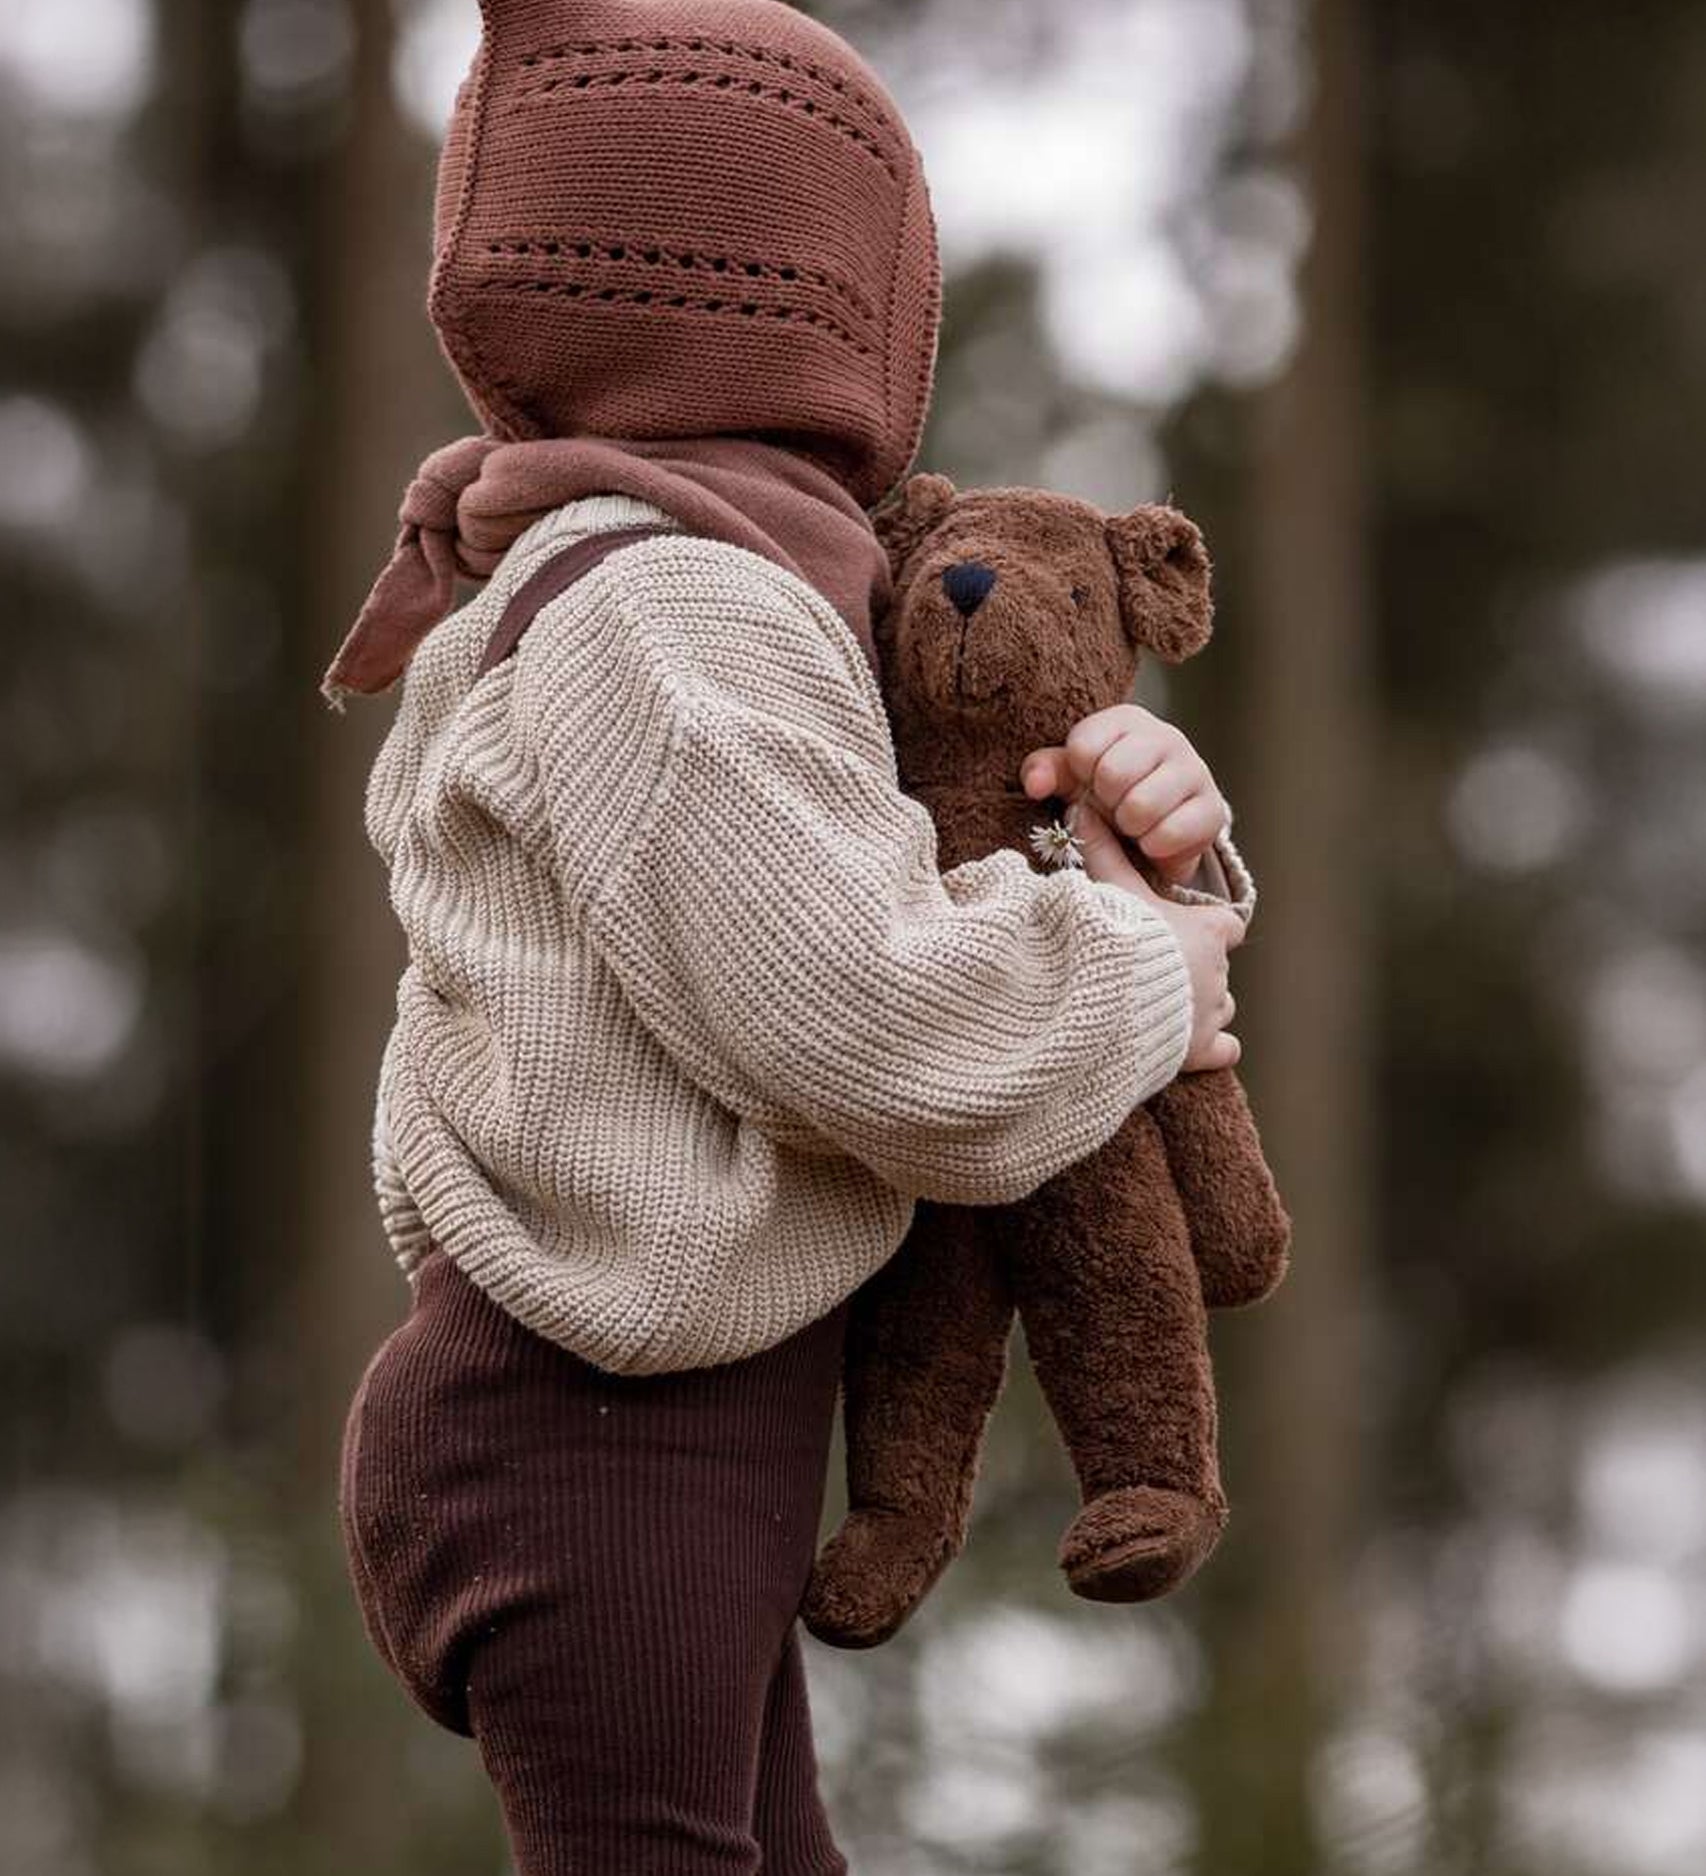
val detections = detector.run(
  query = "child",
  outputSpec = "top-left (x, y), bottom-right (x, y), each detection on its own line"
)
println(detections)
top-left (326, 3), bottom-right (1250, 1870)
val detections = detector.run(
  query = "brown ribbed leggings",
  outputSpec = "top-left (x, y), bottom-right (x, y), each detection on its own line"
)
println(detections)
top-left (337, 1244), bottom-right (851, 1874)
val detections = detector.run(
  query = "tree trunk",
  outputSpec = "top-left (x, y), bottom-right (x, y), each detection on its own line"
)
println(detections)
top-left (286, 2), bottom-right (461, 1858)
top-left (1192, 0), bottom-right (1376, 1867)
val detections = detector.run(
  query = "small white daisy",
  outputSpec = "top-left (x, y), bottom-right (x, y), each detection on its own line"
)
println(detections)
top-left (1028, 816), bottom-right (1085, 869)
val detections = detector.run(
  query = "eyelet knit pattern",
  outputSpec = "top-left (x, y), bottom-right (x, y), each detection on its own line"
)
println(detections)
top-left (363, 496), bottom-right (1198, 1375)
top-left (428, 0), bottom-right (942, 508)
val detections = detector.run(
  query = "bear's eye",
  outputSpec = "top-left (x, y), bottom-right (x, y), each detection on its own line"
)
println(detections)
top-left (1069, 585), bottom-right (1088, 610)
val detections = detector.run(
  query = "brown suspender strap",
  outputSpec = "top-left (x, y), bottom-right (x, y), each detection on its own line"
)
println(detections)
top-left (474, 524), bottom-right (685, 679)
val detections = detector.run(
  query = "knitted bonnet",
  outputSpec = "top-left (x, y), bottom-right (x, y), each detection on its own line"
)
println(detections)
top-left (430, 0), bottom-right (941, 508)
top-left (318, 0), bottom-right (943, 705)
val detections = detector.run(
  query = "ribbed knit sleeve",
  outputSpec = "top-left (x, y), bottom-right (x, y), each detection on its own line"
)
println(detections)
top-left (510, 536), bottom-right (1196, 1207)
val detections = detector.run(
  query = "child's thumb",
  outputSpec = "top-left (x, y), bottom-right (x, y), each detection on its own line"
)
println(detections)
top-left (1068, 797), bottom-right (1162, 899)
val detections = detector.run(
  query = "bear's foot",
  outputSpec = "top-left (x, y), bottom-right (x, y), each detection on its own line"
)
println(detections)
top-left (1197, 1218), bottom-right (1292, 1311)
top-left (1059, 1486), bottom-right (1226, 1604)
top-left (801, 1508), bottom-right (959, 1650)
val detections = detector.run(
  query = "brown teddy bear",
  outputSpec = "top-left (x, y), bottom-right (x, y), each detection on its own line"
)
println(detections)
top-left (801, 474), bottom-right (1292, 1650)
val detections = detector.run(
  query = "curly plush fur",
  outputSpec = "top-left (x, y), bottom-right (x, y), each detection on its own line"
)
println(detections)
top-left (802, 475), bottom-right (1292, 1649)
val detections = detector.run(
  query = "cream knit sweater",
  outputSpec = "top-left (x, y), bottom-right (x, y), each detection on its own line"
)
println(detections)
top-left (363, 493), bottom-right (1255, 1374)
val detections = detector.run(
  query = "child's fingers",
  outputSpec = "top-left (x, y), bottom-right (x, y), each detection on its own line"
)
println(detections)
top-left (1101, 753), bottom-right (1191, 841)
top-left (1023, 727), bottom-right (1232, 894)
top-left (1214, 902), bottom-right (1249, 951)
top-left (1019, 746), bottom-right (1069, 799)
top-left (1064, 797), bottom-right (1162, 897)
top-left (1023, 710), bottom-right (1177, 802)
top-left (1058, 709), bottom-right (1178, 784)
top-left (1138, 792), bottom-right (1228, 882)
top-left (1063, 709), bottom-right (1167, 786)
top-left (1194, 1030), bottom-right (1242, 1071)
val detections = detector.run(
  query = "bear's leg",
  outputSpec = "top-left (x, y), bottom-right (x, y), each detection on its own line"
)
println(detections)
top-left (1148, 1068), bottom-right (1292, 1309)
top-left (802, 1201), bottom-right (1012, 1649)
top-left (1009, 1108), bottom-right (1228, 1603)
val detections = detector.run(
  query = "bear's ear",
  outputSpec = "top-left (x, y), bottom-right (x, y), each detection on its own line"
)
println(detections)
top-left (872, 473), bottom-right (957, 575)
top-left (1106, 505), bottom-right (1213, 663)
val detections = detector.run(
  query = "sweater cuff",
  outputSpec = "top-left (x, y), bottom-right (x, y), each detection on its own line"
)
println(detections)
top-left (1080, 876), bottom-right (1195, 1098)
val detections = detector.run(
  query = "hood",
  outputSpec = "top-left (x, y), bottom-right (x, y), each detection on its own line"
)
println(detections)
top-left (427, 0), bottom-right (943, 509)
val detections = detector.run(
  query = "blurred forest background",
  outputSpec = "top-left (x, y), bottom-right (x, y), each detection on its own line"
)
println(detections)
top-left (3, 0), bottom-right (1705, 1871)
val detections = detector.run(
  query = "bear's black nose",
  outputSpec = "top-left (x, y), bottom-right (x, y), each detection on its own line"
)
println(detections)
top-left (942, 560), bottom-right (998, 617)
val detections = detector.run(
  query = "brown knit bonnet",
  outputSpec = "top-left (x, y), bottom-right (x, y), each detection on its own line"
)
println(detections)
top-left (320, 0), bottom-right (943, 706)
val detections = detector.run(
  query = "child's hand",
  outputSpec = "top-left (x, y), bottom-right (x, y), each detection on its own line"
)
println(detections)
top-left (1019, 704), bottom-right (1230, 890)
top-left (1056, 793), bottom-right (1243, 1072)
